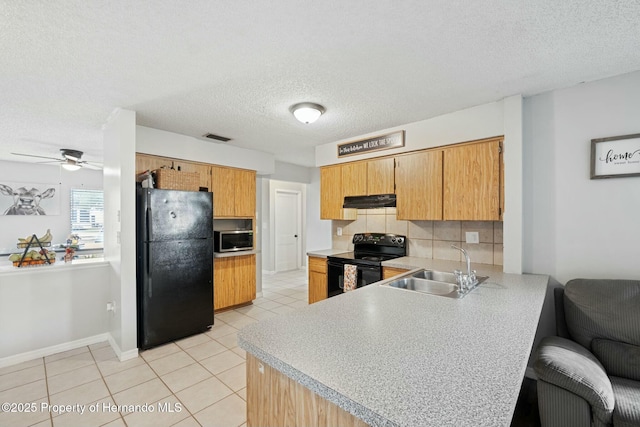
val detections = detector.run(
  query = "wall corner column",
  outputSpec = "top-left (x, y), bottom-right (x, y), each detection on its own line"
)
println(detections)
top-left (103, 108), bottom-right (138, 359)
top-left (503, 95), bottom-right (524, 274)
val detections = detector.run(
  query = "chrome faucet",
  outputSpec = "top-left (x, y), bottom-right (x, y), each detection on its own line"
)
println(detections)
top-left (451, 244), bottom-right (477, 293)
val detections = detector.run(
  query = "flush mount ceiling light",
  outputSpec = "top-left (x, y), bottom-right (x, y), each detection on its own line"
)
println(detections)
top-left (290, 102), bottom-right (325, 124)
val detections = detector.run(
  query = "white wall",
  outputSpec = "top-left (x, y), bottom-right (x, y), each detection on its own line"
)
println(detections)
top-left (269, 161), bottom-right (311, 183)
top-left (136, 126), bottom-right (276, 175)
top-left (0, 161), bottom-right (102, 254)
top-left (523, 71), bottom-right (640, 355)
top-left (523, 71), bottom-right (640, 283)
top-left (315, 101), bottom-right (505, 166)
top-left (0, 264), bottom-right (110, 365)
top-left (103, 108), bottom-right (138, 360)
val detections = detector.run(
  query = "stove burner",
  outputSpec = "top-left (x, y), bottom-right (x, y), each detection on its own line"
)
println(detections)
top-left (361, 256), bottom-right (383, 262)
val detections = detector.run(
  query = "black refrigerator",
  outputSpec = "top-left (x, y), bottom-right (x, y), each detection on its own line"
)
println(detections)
top-left (136, 187), bottom-right (214, 350)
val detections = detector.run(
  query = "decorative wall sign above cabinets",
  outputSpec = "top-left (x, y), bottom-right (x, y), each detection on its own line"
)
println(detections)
top-left (591, 133), bottom-right (640, 179)
top-left (337, 131), bottom-right (404, 158)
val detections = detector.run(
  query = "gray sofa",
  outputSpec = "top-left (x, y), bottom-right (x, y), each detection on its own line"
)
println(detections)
top-left (534, 279), bottom-right (640, 427)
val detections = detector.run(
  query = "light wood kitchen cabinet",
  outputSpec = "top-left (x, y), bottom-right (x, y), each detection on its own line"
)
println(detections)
top-left (135, 153), bottom-right (211, 191)
top-left (342, 162), bottom-right (367, 197)
top-left (308, 256), bottom-right (328, 304)
top-left (247, 354), bottom-right (368, 427)
top-left (214, 254), bottom-right (256, 311)
top-left (443, 139), bottom-right (501, 220)
top-left (136, 153), bottom-right (167, 174)
top-left (211, 166), bottom-right (256, 218)
top-left (382, 266), bottom-right (409, 280)
top-left (395, 150), bottom-right (443, 220)
top-left (234, 169), bottom-right (257, 217)
top-left (367, 157), bottom-right (395, 195)
top-left (320, 165), bottom-right (357, 220)
top-left (342, 158), bottom-right (395, 197)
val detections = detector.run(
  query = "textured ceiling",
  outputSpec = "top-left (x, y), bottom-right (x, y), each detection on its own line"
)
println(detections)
top-left (2, 1), bottom-right (640, 167)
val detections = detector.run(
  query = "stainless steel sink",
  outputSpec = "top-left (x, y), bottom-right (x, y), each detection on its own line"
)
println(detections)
top-left (410, 270), bottom-right (458, 283)
top-left (382, 270), bottom-right (489, 298)
top-left (411, 270), bottom-right (488, 286)
top-left (385, 277), bottom-right (459, 297)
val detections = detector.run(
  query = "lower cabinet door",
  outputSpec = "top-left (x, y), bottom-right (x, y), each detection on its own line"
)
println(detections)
top-left (234, 254), bottom-right (256, 305)
top-left (214, 257), bottom-right (233, 310)
top-left (214, 255), bottom-right (256, 311)
top-left (308, 270), bottom-right (327, 304)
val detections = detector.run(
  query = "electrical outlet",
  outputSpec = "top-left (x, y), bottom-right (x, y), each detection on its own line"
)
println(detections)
top-left (465, 231), bottom-right (479, 244)
top-left (337, 227), bottom-right (343, 236)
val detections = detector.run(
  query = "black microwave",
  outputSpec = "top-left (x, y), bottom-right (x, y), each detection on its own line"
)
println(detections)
top-left (214, 230), bottom-right (254, 253)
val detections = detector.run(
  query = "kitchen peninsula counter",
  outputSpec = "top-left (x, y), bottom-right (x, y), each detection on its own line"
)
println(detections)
top-left (238, 262), bottom-right (548, 426)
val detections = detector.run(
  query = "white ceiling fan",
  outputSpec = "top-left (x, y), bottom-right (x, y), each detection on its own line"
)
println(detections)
top-left (11, 148), bottom-right (103, 171)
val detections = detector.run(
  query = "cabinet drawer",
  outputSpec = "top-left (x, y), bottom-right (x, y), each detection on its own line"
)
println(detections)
top-left (308, 256), bottom-right (327, 273)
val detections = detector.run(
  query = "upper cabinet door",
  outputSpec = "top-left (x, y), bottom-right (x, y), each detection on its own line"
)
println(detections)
top-left (234, 169), bottom-right (256, 217)
top-left (443, 139), bottom-right (501, 221)
top-left (211, 165), bottom-right (235, 217)
top-left (342, 162), bottom-right (367, 197)
top-left (395, 150), bottom-right (443, 220)
top-left (211, 166), bottom-right (256, 218)
top-left (367, 157), bottom-right (395, 195)
top-left (320, 165), bottom-right (343, 219)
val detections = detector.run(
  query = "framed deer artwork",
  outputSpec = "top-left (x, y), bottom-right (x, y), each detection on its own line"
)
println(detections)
top-left (0, 182), bottom-right (61, 215)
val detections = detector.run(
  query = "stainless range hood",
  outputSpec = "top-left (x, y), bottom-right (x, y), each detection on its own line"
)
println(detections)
top-left (343, 194), bottom-right (396, 209)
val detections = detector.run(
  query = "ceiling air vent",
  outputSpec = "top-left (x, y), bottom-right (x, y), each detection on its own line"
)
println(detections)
top-left (203, 133), bottom-right (232, 142)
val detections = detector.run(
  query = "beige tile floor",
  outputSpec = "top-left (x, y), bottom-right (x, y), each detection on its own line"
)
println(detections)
top-left (0, 269), bottom-right (308, 427)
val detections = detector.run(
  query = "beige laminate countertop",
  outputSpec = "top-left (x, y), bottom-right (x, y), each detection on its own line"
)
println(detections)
top-left (306, 248), bottom-right (349, 258)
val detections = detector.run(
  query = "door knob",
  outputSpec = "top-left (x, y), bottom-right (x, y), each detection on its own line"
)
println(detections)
top-left (294, 234), bottom-right (298, 238)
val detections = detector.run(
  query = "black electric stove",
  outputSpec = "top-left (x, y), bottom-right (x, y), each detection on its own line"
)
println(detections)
top-left (326, 233), bottom-right (406, 297)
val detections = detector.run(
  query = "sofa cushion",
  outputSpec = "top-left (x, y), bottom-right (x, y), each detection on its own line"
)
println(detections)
top-left (592, 339), bottom-right (640, 382)
top-left (564, 279), bottom-right (640, 349)
top-left (611, 376), bottom-right (640, 427)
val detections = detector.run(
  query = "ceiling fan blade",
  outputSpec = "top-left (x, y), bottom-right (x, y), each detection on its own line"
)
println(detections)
top-left (11, 152), bottom-right (62, 161)
top-left (65, 154), bottom-right (81, 161)
top-left (82, 162), bottom-right (102, 170)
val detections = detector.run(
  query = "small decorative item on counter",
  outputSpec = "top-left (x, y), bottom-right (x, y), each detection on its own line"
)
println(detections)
top-left (64, 247), bottom-right (75, 263)
top-left (65, 233), bottom-right (81, 248)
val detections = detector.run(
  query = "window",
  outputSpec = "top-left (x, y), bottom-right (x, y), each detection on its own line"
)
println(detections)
top-left (70, 189), bottom-right (104, 247)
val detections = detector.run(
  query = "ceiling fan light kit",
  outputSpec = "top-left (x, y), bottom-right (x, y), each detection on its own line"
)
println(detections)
top-left (61, 159), bottom-right (81, 171)
top-left (290, 102), bottom-right (325, 124)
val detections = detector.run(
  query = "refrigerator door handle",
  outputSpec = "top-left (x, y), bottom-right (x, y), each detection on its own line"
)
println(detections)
top-left (146, 207), bottom-right (153, 241)
top-left (147, 245), bottom-right (153, 298)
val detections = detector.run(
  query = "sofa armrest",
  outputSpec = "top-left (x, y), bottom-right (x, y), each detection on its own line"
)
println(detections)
top-left (534, 336), bottom-right (614, 425)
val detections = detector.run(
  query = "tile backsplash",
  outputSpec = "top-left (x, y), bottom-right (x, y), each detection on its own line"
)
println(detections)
top-left (332, 208), bottom-right (503, 266)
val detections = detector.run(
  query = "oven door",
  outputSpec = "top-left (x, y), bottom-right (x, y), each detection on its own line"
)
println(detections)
top-left (327, 260), bottom-right (382, 298)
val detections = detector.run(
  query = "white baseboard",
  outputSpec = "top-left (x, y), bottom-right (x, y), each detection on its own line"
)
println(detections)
top-left (525, 366), bottom-right (538, 380)
top-left (0, 333), bottom-right (109, 369)
top-left (262, 270), bottom-right (276, 275)
top-left (107, 333), bottom-right (138, 362)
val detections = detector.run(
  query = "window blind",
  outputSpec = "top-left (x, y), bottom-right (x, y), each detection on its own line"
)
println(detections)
top-left (70, 188), bottom-right (104, 245)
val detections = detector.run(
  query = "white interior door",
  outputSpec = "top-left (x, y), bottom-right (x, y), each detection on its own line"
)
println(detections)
top-left (275, 190), bottom-right (301, 272)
